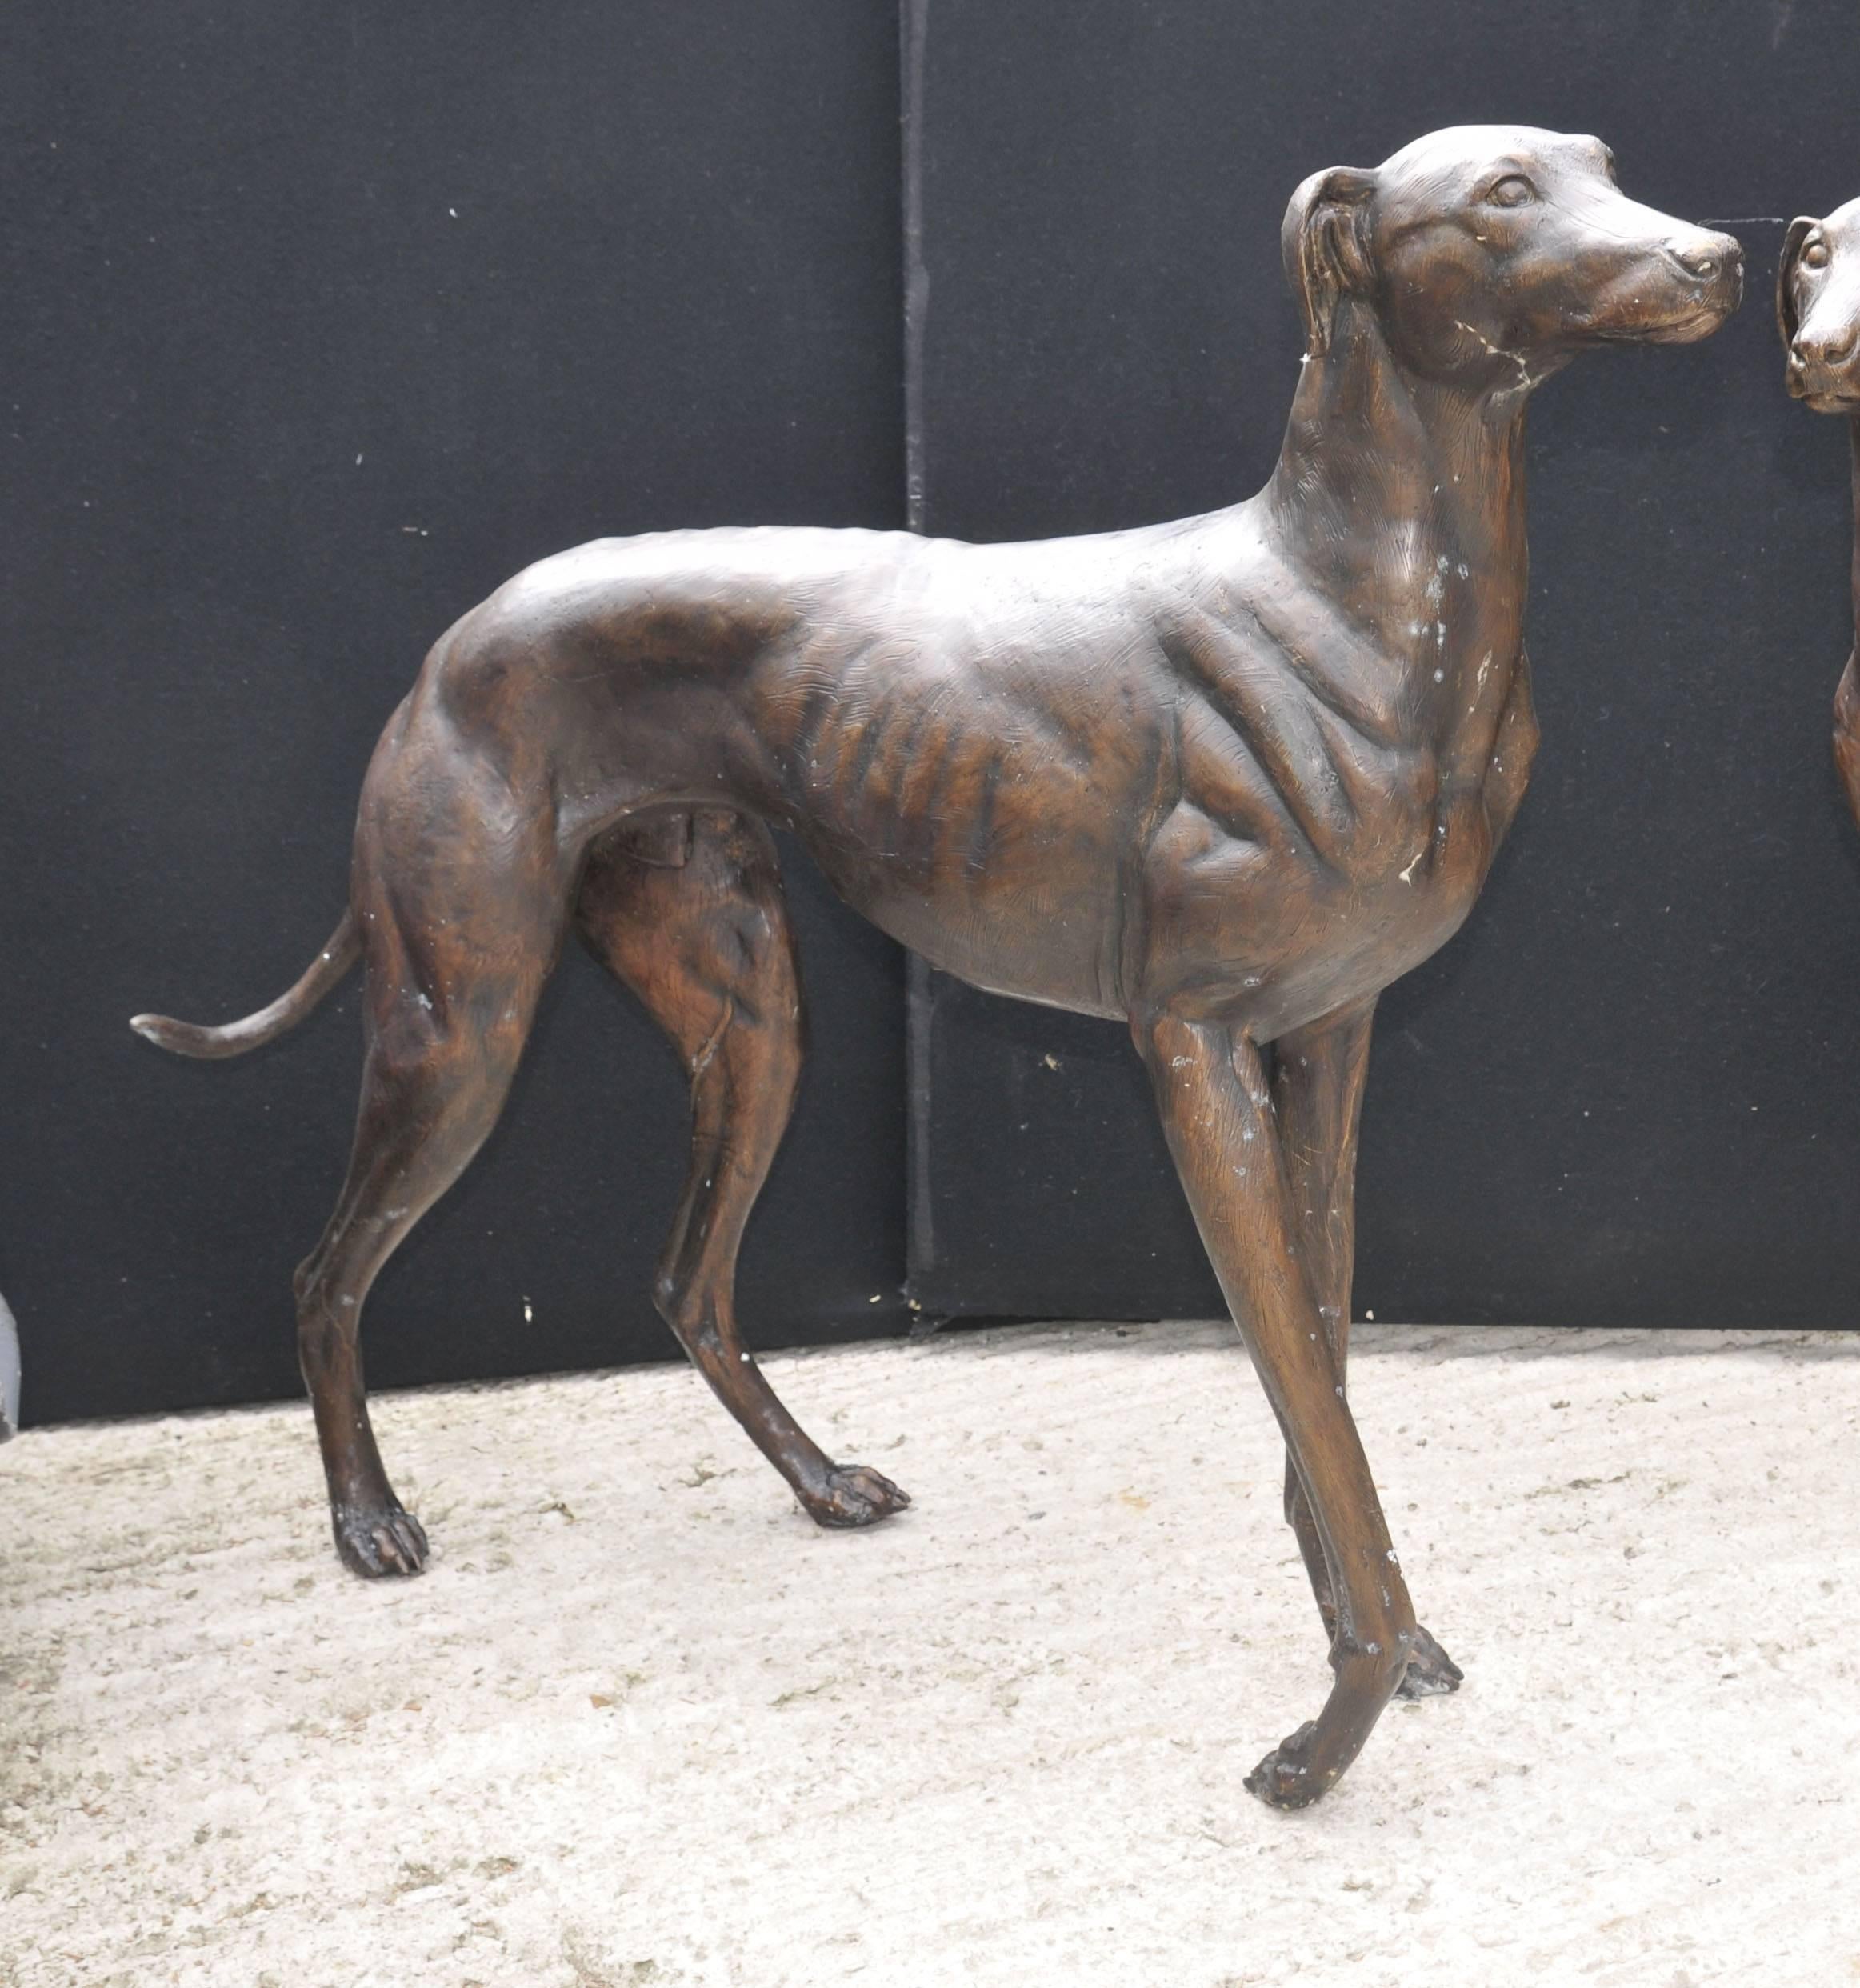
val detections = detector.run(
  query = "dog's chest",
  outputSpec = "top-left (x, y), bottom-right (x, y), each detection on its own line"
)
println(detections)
top-left (1136, 633), bottom-right (1525, 1026)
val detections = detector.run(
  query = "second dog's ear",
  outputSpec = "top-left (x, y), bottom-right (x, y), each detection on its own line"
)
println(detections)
top-left (1777, 216), bottom-right (1818, 347)
top-left (1282, 166), bottom-right (1378, 358)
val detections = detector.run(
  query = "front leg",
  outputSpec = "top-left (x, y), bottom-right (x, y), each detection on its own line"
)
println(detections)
top-left (1273, 1000), bottom-right (1462, 1699)
top-left (1138, 1007), bottom-right (1414, 1808)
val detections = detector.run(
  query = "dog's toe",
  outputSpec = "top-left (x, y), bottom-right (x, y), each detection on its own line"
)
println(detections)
top-left (334, 1502), bottom-right (430, 1578)
top-left (803, 1463), bottom-right (911, 1528)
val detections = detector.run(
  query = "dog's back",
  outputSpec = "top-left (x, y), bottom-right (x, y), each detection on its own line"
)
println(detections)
top-left (394, 515), bottom-right (1207, 1011)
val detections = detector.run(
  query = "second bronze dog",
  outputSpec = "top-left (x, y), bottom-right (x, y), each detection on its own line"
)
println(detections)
top-left (1780, 197), bottom-right (1860, 820)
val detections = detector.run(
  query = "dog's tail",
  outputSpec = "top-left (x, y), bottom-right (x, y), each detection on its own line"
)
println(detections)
top-left (130, 908), bottom-right (360, 1060)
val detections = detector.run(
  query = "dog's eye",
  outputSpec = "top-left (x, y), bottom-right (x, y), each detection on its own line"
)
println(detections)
top-left (1802, 240), bottom-right (1831, 270)
top-left (1486, 176), bottom-right (1536, 209)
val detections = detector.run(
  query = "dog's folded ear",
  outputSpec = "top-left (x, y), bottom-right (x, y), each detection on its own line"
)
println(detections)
top-left (1776, 216), bottom-right (1818, 346)
top-left (1282, 166), bottom-right (1378, 358)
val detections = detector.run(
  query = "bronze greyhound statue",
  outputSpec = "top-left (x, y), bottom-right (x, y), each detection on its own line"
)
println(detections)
top-left (1781, 198), bottom-right (1860, 822)
top-left (135, 127), bottom-right (1741, 1806)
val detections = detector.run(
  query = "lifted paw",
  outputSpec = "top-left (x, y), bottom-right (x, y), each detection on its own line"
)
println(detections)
top-left (1395, 1622), bottom-right (1463, 1698)
top-left (333, 1502), bottom-right (430, 1578)
top-left (802, 1464), bottom-right (911, 1529)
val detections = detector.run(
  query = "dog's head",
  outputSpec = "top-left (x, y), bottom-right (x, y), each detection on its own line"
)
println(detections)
top-left (1283, 126), bottom-right (1742, 390)
top-left (1779, 199), bottom-right (1860, 412)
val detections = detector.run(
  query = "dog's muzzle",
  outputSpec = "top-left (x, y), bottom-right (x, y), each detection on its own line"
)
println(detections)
top-left (1659, 230), bottom-right (1744, 334)
top-left (1789, 322), bottom-right (1860, 408)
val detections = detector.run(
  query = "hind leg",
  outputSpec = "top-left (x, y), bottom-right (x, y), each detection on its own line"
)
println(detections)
top-left (578, 807), bottom-right (909, 1527)
top-left (298, 780), bottom-right (570, 1574)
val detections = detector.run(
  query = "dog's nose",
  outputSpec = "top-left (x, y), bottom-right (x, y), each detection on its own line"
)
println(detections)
top-left (1794, 327), bottom-right (1860, 371)
top-left (1666, 234), bottom-right (1738, 284)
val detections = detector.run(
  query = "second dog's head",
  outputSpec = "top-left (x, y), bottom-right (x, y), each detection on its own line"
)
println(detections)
top-left (1284, 126), bottom-right (1743, 391)
top-left (1780, 200), bottom-right (1860, 412)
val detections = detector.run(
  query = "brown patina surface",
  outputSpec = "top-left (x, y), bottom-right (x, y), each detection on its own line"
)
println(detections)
top-left (136, 126), bottom-right (1741, 1805)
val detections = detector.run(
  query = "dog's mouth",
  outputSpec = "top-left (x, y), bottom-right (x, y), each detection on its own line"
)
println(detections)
top-left (1793, 382), bottom-right (1860, 413)
top-left (1786, 350), bottom-right (1860, 410)
top-left (1634, 303), bottom-right (1735, 345)
top-left (1586, 295), bottom-right (1737, 347)
top-left (1583, 316), bottom-right (1715, 348)
top-left (1578, 259), bottom-right (1741, 349)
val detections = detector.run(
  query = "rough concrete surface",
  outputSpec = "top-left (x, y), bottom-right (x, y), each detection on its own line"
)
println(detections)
top-left (4, 1319), bottom-right (1858, 1986)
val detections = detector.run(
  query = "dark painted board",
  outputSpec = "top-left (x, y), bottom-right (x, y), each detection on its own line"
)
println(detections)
top-left (906, 1), bottom-right (1860, 1328)
top-left (0, 2), bottom-right (907, 1422)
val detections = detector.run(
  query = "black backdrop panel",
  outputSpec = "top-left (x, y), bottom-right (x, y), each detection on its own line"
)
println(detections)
top-left (0, 3), bottom-right (907, 1422)
top-left (907, 2), bottom-right (1860, 1329)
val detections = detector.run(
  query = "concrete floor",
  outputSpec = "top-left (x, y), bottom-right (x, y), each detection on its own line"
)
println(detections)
top-left (4, 1319), bottom-right (1858, 1987)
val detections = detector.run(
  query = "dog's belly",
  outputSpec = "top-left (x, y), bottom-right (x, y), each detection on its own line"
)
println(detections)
top-left (770, 663), bottom-right (1172, 1018)
top-left (799, 838), bottom-right (1127, 1017)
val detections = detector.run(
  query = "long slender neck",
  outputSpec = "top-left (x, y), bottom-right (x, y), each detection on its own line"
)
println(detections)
top-left (1260, 299), bottom-right (1533, 778)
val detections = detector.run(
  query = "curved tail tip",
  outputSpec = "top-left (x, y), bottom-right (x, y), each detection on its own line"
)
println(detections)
top-left (130, 1013), bottom-right (192, 1052)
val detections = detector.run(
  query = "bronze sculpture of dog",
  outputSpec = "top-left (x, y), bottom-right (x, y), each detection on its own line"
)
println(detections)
top-left (1780, 198), bottom-right (1860, 822)
top-left (135, 127), bottom-right (1740, 1806)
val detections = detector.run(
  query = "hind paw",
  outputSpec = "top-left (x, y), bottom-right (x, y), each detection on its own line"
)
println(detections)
top-left (1396, 1622), bottom-right (1463, 1698)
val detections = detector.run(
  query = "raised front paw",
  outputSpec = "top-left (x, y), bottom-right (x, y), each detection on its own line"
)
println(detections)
top-left (1395, 1622), bottom-right (1463, 1699)
top-left (332, 1500), bottom-right (430, 1578)
top-left (801, 1463), bottom-right (912, 1529)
